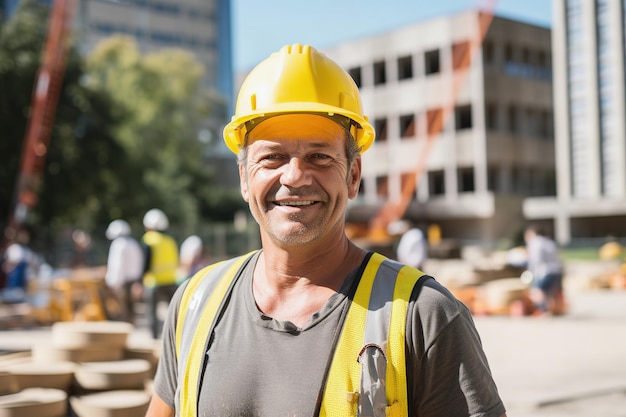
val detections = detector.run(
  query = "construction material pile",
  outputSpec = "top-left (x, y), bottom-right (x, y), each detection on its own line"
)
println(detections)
top-left (0, 321), bottom-right (158, 417)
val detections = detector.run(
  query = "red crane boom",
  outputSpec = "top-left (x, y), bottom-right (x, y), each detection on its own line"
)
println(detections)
top-left (5, 0), bottom-right (76, 241)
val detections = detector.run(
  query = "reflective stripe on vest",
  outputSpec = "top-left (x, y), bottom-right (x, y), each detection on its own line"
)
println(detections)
top-left (175, 251), bottom-right (423, 417)
top-left (175, 252), bottom-right (254, 416)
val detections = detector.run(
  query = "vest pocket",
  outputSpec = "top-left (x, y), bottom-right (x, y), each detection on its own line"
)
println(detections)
top-left (358, 344), bottom-right (387, 417)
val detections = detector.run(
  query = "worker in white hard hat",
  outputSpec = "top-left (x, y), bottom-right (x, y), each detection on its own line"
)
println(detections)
top-left (104, 219), bottom-right (144, 322)
top-left (389, 220), bottom-right (428, 271)
top-left (177, 235), bottom-right (207, 284)
top-left (146, 44), bottom-right (507, 417)
top-left (141, 208), bottom-right (179, 339)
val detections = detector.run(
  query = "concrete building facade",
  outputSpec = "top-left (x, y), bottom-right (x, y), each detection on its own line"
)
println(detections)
top-left (524, 0), bottom-right (626, 245)
top-left (324, 11), bottom-right (554, 249)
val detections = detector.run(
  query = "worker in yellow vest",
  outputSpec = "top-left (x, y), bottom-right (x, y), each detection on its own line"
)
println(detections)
top-left (141, 208), bottom-right (178, 339)
top-left (146, 44), bottom-right (507, 417)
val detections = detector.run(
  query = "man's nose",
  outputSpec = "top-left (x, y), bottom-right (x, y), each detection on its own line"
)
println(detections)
top-left (280, 157), bottom-right (312, 187)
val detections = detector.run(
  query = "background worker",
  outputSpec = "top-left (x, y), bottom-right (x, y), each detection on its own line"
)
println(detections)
top-left (390, 219), bottom-right (428, 271)
top-left (104, 219), bottom-right (144, 322)
top-left (146, 44), bottom-right (506, 417)
top-left (141, 208), bottom-right (179, 339)
top-left (524, 224), bottom-right (564, 315)
top-left (177, 234), bottom-right (207, 284)
top-left (1, 231), bottom-right (35, 304)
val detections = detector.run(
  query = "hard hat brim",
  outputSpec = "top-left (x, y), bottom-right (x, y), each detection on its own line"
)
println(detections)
top-left (223, 105), bottom-right (375, 154)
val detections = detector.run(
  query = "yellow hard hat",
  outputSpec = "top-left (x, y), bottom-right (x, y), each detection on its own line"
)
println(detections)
top-left (223, 43), bottom-right (375, 154)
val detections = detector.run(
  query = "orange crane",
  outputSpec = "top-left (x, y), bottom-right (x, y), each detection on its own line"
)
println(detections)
top-left (4, 0), bottom-right (76, 242)
top-left (367, 0), bottom-right (498, 242)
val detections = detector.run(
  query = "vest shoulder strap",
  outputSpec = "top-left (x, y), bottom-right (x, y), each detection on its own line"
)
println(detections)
top-left (320, 252), bottom-right (424, 417)
top-left (175, 251), bottom-right (257, 416)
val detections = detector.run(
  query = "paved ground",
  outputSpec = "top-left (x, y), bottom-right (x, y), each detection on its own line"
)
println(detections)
top-left (475, 289), bottom-right (626, 417)
top-left (1, 288), bottom-right (626, 416)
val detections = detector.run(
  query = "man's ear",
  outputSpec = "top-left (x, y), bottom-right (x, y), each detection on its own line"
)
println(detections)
top-left (348, 156), bottom-right (362, 200)
top-left (239, 163), bottom-right (249, 202)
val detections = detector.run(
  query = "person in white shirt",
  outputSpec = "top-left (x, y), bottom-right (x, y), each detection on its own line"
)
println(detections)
top-left (391, 220), bottom-right (428, 271)
top-left (105, 219), bottom-right (145, 322)
top-left (177, 235), bottom-right (207, 284)
top-left (524, 225), bottom-right (564, 314)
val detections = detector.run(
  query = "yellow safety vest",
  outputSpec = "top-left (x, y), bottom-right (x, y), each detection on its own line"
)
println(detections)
top-left (142, 231), bottom-right (178, 287)
top-left (175, 251), bottom-right (424, 417)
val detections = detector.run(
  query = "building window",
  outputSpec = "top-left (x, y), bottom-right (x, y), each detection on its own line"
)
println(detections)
top-left (455, 105), bottom-right (472, 130)
top-left (486, 103), bottom-right (497, 130)
top-left (397, 55), bottom-right (413, 80)
top-left (525, 108), bottom-right (535, 136)
top-left (538, 50), bottom-right (547, 67)
top-left (487, 166), bottom-right (498, 192)
top-left (457, 167), bottom-right (475, 192)
top-left (427, 108), bottom-right (444, 136)
top-left (424, 49), bottom-right (440, 75)
top-left (539, 110), bottom-right (553, 140)
top-left (373, 60), bottom-right (386, 85)
top-left (348, 66), bottom-right (362, 88)
top-left (504, 44), bottom-right (514, 63)
top-left (453, 40), bottom-right (471, 70)
top-left (399, 114), bottom-right (415, 137)
top-left (507, 105), bottom-right (518, 135)
top-left (483, 41), bottom-right (494, 64)
top-left (374, 118), bottom-right (388, 141)
top-left (521, 47), bottom-right (530, 65)
top-left (429, 170), bottom-right (445, 196)
top-left (376, 176), bottom-right (389, 198)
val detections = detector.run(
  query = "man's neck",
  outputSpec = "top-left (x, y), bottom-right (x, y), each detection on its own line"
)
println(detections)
top-left (251, 237), bottom-right (365, 327)
top-left (258, 236), bottom-right (364, 288)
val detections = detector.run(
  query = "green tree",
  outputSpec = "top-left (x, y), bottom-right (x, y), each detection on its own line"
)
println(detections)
top-left (85, 36), bottom-right (246, 234)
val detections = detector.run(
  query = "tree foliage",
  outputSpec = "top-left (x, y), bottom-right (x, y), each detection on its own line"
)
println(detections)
top-left (85, 36), bottom-right (246, 234)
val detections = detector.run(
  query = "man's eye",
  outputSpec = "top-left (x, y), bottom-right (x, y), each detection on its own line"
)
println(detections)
top-left (310, 153), bottom-right (331, 161)
top-left (256, 154), bottom-right (285, 165)
top-left (259, 154), bottom-right (282, 161)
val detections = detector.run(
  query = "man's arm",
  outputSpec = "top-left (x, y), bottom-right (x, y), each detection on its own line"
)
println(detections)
top-left (145, 393), bottom-right (174, 417)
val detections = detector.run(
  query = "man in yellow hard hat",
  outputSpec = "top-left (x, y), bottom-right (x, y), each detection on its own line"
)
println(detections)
top-left (146, 44), bottom-right (507, 417)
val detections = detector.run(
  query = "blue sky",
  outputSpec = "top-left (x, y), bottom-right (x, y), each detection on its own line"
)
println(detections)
top-left (232, 0), bottom-right (552, 72)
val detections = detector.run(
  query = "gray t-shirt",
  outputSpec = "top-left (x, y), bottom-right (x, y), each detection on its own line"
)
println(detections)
top-left (154, 252), bottom-right (506, 417)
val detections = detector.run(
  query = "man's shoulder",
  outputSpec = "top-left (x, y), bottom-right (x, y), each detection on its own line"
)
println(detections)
top-left (411, 276), bottom-right (467, 321)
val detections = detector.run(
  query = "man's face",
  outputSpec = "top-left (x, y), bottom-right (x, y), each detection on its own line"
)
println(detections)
top-left (239, 114), bottom-right (361, 247)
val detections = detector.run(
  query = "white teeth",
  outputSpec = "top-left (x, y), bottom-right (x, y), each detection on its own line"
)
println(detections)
top-left (277, 201), bottom-right (314, 206)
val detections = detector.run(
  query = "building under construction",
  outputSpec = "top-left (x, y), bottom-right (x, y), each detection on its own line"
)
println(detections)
top-left (324, 10), bottom-right (554, 250)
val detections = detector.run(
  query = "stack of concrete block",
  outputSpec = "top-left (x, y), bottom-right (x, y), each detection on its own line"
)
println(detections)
top-left (0, 321), bottom-right (158, 417)
top-left (0, 387), bottom-right (68, 417)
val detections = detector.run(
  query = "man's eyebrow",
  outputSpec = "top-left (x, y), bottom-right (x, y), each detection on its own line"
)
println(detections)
top-left (305, 141), bottom-right (334, 150)
top-left (255, 143), bottom-right (283, 152)
top-left (254, 140), bottom-right (335, 151)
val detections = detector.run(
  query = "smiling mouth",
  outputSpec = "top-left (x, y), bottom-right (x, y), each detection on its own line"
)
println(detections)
top-left (275, 201), bottom-right (316, 207)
